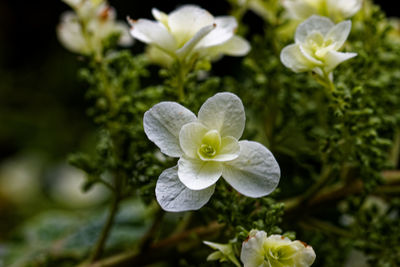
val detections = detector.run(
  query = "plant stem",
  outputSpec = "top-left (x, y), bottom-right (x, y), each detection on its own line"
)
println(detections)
top-left (85, 221), bottom-right (224, 267)
top-left (89, 195), bottom-right (120, 262)
top-left (177, 62), bottom-right (186, 102)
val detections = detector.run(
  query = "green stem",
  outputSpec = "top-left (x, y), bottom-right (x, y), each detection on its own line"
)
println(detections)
top-left (177, 62), bottom-right (186, 102)
top-left (89, 194), bottom-right (120, 262)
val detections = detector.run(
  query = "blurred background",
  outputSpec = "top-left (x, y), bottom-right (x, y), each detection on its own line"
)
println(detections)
top-left (0, 0), bottom-right (396, 265)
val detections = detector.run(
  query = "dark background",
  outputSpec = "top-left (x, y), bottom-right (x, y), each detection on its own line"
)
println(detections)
top-left (0, 0), bottom-right (395, 162)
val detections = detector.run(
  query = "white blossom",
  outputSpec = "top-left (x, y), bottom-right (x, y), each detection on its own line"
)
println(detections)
top-left (283, 0), bottom-right (363, 22)
top-left (144, 92), bottom-right (280, 212)
top-left (57, 0), bottom-right (133, 56)
top-left (241, 230), bottom-right (316, 267)
top-left (280, 15), bottom-right (357, 77)
top-left (128, 5), bottom-right (250, 65)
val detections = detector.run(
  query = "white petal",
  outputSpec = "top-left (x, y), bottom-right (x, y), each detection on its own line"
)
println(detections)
top-left (205, 36), bottom-right (251, 58)
top-left (176, 24), bottom-right (216, 59)
top-left (328, 0), bottom-right (362, 19)
top-left (168, 5), bottom-right (214, 47)
top-left (280, 44), bottom-right (315, 72)
top-left (222, 141), bottom-right (280, 198)
top-left (156, 166), bottom-right (215, 212)
top-left (283, 0), bottom-right (317, 20)
top-left (324, 51), bottom-right (357, 72)
top-left (178, 157), bottom-right (222, 190)
top-left (326, 20), bottom-right (352, 50)
top-left (143, 102), bottom-right (197, 157)
top-left (114, 22), bottom-right (134, 47)
top-left (295, 15), bottom-right (334, 43)
top-left (198, 92), bottom-right (245, 139)
top-left (151, 8), bottom-right (169, 27)
top-left (212, 136), bottom-right (240, 162)
top-left (240, 230), bottom-right (267, 267)
top-left (128, 18), bottom-right (176, 53)
top-left (57, 12), bottom-right (88, 54)
top-left (197, 16), bottom-right (237, 48)
top-left (179, 122), bottom-right (209, 159)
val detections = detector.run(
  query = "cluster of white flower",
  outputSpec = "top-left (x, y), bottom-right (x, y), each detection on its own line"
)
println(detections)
top-left (144, 92), bottom-right (280, 212)
top-left (57, 0), bottom-right (132, 57)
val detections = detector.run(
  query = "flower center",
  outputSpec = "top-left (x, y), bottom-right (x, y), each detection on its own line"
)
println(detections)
top-left (197, 130), bottom-right (221, 160)
top-left (199, 144), bottom-right (217, 157)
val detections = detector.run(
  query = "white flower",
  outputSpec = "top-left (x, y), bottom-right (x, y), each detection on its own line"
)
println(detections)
top-left (241, 230), bottom-right (316, 267)
top-left (57, 0), bottom-right (133, 56)
top-left (128, 5), bottom-right (250, 64)
top-left (280, 15), bottom-right (357, 77)
top-left (283, 0), bottom-right (362, 22)
top-left (144, 92), bottom-right (280, 212)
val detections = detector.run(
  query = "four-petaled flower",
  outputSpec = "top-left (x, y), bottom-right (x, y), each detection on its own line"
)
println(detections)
top-left (128, 5), bottom-right (250, 66)
top-left (280, 15), bottom-right (357, 78)
top-left (144, 92), bottom-right (280, 212)
top-left (57, 0), bottom-right (133, 57)
top-left (283, 0), bottom-right (362, 22)
top-left (241, 230), bottom-right (316, 267)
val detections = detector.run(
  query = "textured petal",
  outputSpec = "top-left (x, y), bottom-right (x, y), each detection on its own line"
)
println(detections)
top-left (197, 16), bottom-right (237, 48)
top-left (240, 230), bottom-right (267, 267)
top-left (156, 166), bottom-right (215, 212)
top-left (280, 44), bottom-right (315, 72)
top-left (168, 5), bottom-right (214, 47)
top-left (326, 20), bottom-right (352, 50)
top-left (198, 92), bottom-right (245, 139)
top-left (205, 36), bottom-right (251, 58)
top-left (178, 157), bottom-right (222, 190)
top-left (295, 15), bottom-right (334, 43)
top-left (179, 122), bottom-right (209, 159)
top-left (222, 141), bottom-right (280, 198)
top-left (212, 136), bottom-right (240, 162)
top-left (128, 18), bottom-right (176, 53)
top-left (324, 51), bottom-right (357, 72)
top-left (143, 102), bottom-right (197, 157)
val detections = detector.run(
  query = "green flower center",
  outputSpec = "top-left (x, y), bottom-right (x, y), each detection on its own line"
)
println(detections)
top-left (197, 130), bottom-right (221, 159)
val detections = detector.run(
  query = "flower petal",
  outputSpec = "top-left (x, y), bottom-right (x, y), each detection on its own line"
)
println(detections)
top-left (222, 141), bottom-right (280, 198)
top-left (280, 44), bottom-right (316, 72)
top-left (324, 51), bottom-right (357, 72)
top-left (57, 12), bottom-right (89, 54)
top-left (178, 157), bottom-right (222, 190)
top-left (128, 18), bottom-right (176, 53)
top-left (151, 8), bottom-right (169, 27)
top-left (179, 122), bottom-right (209, 159)
top-left (205, 36), bottom-right (251, 58)
top-left (198, 92), bottom-right (245, 139)
top-left (240, 230), bottom-right (267, 267)
top-left (295, 15), bottom-right (334, 44)
top-left (176, 24), bottom-right (216, 59)
top-left (197, 16), bottom-right (237, 48)
top-left (168, 5), bottom-right (214, 47)
top-left (326, 20), bottom-right (352, 50)
top-left (143, 102), bottom-right (197, 157)
top-left (212, 136), bottom-right (240, 162)
top-left (156, 166), bottom-right (215, 212)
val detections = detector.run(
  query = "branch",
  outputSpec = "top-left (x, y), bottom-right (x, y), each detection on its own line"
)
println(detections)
top-left (84, 221), bottom-right (224, 267)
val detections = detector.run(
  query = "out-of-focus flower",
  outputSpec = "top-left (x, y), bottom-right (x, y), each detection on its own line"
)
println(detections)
top-left (241, 230), bottom-right (316, 267)
top-left (144, 92), bottom-right (280, 212)
top-left (50, 165), bottom-right (110, 208)
top-left (203, 241), bottom-right (241, 267)
top-left (128, 5), bottom-right (250, 66)
top-left (280, 15), bottom-right (357, 78)
top-left (283, 0), bottom-right (362, 22)
top-left (57, 0), bottom-right (132, 57)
